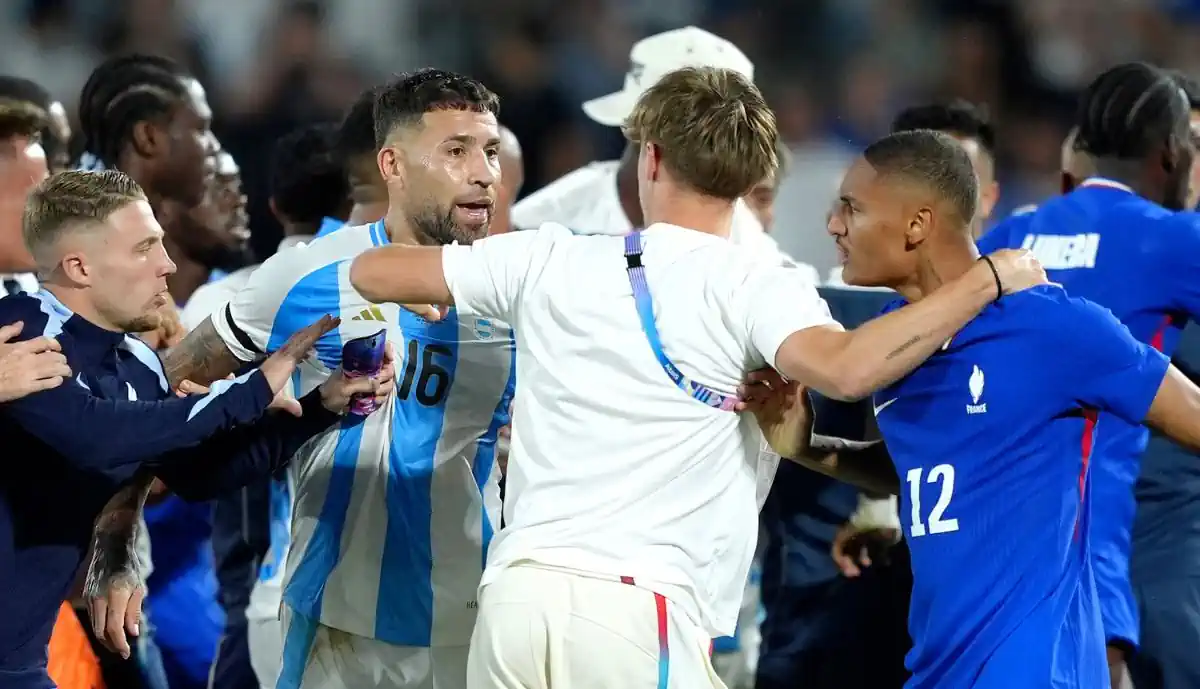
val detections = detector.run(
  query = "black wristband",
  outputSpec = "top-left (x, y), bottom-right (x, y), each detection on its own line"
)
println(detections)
top-left (979, 255), bottom-right (1003, 304)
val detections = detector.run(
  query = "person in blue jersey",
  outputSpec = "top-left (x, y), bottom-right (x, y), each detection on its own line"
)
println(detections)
top-left (332, 85), bottom-right (388, 233)
top-left (0, 169), bottom-right (392, 689)
top-left (749, 127), bottom-right (1200, 689)
top-left (93, 69), bottom-right (516, 689)
top-left (977, 62), bottom-right (1200, 689)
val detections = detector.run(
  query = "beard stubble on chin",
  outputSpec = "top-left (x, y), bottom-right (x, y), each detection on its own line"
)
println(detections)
top-left (410, 204), bottom-right (487, 246)
top-left (120, 311), bottom-right (163, 334)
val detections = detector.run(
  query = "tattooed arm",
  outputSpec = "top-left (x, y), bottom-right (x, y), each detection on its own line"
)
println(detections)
top-left (771, 251), bottom-right (1044, 401)
top-left (162, 314), bottom-right (248, 388)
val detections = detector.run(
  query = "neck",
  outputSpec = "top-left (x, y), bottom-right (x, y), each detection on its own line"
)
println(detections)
top-left (281, 221), bottom-right (318, 238)
top-left (43, 281), bottom-right (123, 332)
top-left (615, 146), bottom-right (644, 228)
top-left (893, 232), bottom-right (979, 303)
top-left (646, 187), bottom-right (736, 239)
top-left (161, 232), bottom-right (208, 304)
top-left (1089, 158), bottom-right (1159, 204)
top-left (115, 154), bottom-right (165, 214)
top-left (381, 207), bottom-right (425, 246)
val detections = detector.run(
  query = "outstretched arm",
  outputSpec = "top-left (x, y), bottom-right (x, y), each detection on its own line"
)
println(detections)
top-left (743, 371), bottom-right (898, 494)
top-left (772, 251), bottom-right (1045, 401)
top-left (162, 314), bottom-right (246, 389)
top-left (1145, 365), bottom-right (1200, 452)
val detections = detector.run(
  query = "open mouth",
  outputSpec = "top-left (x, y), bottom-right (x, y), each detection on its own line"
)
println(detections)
top-left (454, 201), bottom-right (492, 224)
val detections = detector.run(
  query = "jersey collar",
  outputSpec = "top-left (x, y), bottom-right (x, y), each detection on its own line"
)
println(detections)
top-left (1078, 177), bottom-right (1134, 194)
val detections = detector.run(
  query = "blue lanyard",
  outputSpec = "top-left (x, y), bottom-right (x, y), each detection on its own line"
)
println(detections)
top-left (623, 231), bottom-right (738, 411)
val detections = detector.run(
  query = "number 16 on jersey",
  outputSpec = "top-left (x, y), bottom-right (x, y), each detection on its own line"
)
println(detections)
top-left (906, 464), bottom-right (959, 537)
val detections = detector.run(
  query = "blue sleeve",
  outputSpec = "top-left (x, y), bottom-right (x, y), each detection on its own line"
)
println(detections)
top-left (1057, 297), bottom-right (1171, 423)
top-left (1157, 213), bottom-right (1200, 318)
top-left (0, 298), bottom-right (275, 474)
top-left (151, 388), bottom-right (338, 502)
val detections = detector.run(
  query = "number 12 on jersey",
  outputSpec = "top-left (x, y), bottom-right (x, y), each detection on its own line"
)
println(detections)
top-left (906, 464), bottom-right (959, 537)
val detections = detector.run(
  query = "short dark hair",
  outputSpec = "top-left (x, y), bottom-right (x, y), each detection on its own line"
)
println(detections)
top-left (270, 123), bottom-right (349, 225)
top-left (863, 129), bottom-right (978, 226)
top-left (77, 53), bottom-right (190, 167)
top-left (891, 100), bottom-right (996, 158)
top-left (338, 86), bottom-right (381, 159)
top-left (1168, 69), bottom-right (1200, 110)
top-left (1074, 62), bottom-right (1189, 159)
top-left (0, 76), bottom-right (58, 154)
top-left (373, 69), bottom-right (499, 148)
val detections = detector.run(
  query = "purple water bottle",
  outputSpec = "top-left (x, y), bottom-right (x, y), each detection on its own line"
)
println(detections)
top-left (341, 328), bottom-right (387, 416)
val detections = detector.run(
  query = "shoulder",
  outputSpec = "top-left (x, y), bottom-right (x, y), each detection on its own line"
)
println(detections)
top-left (182, 267), bottom-right (256, 330)
top-left (510, 162), bottom-right (617, 230)
top-left (976, 212), bottom-right (1032, 252)
top-left (249, 224), bottom-right (377, 297)
top-left (1156, 210), bottom-right (1200, 247)
top-left (996, 285), bottom-right (1124, 338)
top-left (0, 292), bottom-right (55, 339)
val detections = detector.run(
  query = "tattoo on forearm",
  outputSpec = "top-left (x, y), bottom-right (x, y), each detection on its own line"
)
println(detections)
top-left (885, 335), bottom-right (923, 361)
top-left (84, 477), bottom-right (154, 598)
top-left (162, 318), bottom-right (241, 388)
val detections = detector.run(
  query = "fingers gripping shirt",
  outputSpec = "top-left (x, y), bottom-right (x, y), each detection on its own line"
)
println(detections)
top-left (210, 222), bottom-right (516, 646)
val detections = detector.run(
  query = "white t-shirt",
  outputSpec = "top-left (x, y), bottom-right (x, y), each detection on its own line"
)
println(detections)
top-left (441, 222), bottom-right (837, 636)
top-left (510, 160), bottom-right (821, 284)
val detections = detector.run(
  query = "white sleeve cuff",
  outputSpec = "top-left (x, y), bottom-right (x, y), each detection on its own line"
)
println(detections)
top-left (848, 493), bottom-right (901, 533)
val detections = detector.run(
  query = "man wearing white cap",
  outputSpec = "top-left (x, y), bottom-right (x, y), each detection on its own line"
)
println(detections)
top-left (512, 26), bottom-right (818, 283)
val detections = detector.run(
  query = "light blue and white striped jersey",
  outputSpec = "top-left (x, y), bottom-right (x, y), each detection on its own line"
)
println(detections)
top-left (211, 221), bottom-right (516, 646)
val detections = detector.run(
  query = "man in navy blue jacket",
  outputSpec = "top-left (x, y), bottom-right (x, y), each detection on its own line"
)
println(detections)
top-left (0, 169), bottom-right (392, 689)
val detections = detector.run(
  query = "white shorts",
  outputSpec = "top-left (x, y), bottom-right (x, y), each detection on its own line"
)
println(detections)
top-left (248, 615), bottom-right (283, 689)
top-left (468, 563), bottom-right (725, 689)
top-left (276, 606), bottom-right (468, 689)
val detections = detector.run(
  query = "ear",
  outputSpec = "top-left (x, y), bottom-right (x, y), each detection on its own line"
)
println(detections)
top-left (905, 207), bottom-right (933, 245)
top-left (60, 251), bottom-right (91, 286)
top-left (268, 197), bottom-right (283, 226)
top-left (644, 142), bottom-right (661, 182)
top-left (978, 181), bottom-right (1000, 221)
top-left (378, 145), bottom-right (405, 190)
top-left (130, 120), bottom-right (162, 159)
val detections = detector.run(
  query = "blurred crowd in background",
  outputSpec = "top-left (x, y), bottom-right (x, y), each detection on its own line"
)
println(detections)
top-left (9, 1), bottom-right (1200, 688)
top-left (10, 0), bottom-right (1200, 277)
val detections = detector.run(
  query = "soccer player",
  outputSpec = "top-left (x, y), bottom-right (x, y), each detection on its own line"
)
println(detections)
top-left (92, 69), bottom-right (516, 689)
top-left (0, 169), bottom-right (388, 689)
top-left (76, 54), bottom-right (214, 213)
top-left (758, 126), bottom-right (1200, 689)
top-left (978, 62), bottom-right (1200, 688)
top-left (891, 100), bottom-right (999, 237)
top-left (0, 75), bottom-right (70, 174)
top-left (348, 66), bottom-right (1044, 688)
top-left (331, 86), bottom-right (387, 233)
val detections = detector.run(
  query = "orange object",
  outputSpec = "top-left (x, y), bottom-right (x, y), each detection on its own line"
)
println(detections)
top-left (47, 603), bottom-right (105, 689)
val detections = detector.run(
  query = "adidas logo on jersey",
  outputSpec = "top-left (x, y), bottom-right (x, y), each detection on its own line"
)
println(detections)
top-left (966, 365), bottom-right (987, 415)
top-left (351, 305), bottom-right (386, 322)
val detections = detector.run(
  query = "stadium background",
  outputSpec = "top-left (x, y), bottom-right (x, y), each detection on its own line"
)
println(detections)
top-left (9, 0), bottom-right (1200, 687)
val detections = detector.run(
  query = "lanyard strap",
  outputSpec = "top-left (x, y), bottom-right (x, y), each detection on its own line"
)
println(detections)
top-left (623, 231), bottom-right (739, 411)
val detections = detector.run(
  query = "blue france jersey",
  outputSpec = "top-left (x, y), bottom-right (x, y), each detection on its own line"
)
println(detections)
top-left (874, 286), bottom-right (1169, 689)
top-left (211, 221), bottom-right (516, 646)
top-left (978, 180), bottom-right (1200, 645)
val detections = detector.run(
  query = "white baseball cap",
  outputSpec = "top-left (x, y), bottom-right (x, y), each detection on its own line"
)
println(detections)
top-left (582, 26), bottom-right (755, 127)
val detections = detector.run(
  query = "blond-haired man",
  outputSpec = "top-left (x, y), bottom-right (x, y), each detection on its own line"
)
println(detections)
top-left (348, 67), bottom-right (1045, 688)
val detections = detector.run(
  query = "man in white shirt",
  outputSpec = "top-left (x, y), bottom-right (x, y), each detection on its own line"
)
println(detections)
top-left (512, 26), bottom-right (818, 284)
top-left (349, 66), bottom-right (1045, 688)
